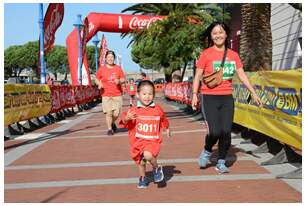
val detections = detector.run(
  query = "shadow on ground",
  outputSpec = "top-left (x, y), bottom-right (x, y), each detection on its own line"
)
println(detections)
top-left (145, 165), bottom-right (181, 188)
top-left (4, 125), bottom-right (100, 151)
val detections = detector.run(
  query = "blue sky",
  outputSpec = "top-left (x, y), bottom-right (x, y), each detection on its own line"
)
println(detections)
top-left (4, 3), bottom-right (142, 73)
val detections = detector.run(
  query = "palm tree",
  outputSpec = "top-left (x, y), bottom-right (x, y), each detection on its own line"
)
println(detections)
top-left (289, 3), bottom-right (302, 11)
top-left (122, 3), bottom-right (229, 81)
top-left (240, 3), bottom-right (272, 71)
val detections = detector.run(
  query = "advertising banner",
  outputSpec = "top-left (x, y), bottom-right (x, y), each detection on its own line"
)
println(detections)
top-left (4, 84), bottom-right (52, 126)
top-left (165, 69), bottom-right (301, 149)
top-left (50, 85), bottom-right (61, 113)
top-left (233, 69), bottom-right (302, 150)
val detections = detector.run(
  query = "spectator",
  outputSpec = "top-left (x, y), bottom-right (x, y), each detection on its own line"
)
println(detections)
top-left (46, 73), bottom-right (53, 85)
top-left (140, 72), bottom-right (150, 81)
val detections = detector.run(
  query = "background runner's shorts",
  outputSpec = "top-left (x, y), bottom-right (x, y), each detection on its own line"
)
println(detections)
top-left (102, 96), bottom-right (123, 116)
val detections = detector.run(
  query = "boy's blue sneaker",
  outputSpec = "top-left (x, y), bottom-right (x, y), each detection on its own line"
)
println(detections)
top-left (153, 165), bottom-right (164, 183)
top-left (198, 150), bottom-right (211, 168)
top-left (137, 176), bottom-right (149, 188)
top-left (215, 159), bottom-right (230, 174)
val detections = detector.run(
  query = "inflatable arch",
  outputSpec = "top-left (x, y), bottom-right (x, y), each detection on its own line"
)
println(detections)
top-left (66, 13), bottom-right (164, 85)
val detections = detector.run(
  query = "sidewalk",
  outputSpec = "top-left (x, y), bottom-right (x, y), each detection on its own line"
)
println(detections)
top-left (4, 95), bottom-right (301, 203)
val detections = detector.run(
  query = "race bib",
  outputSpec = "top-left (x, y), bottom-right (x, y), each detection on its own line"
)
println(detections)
top-left (213, 61), bottom-right (236, 80)
top-left (135, 115), bottom-right (160, 139)
top-left (130, 85), bottom-right (135, 91)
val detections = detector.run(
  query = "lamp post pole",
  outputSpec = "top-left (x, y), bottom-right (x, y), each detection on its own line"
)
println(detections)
top-left (73, 14), bottom-right (84, 85)
top-left (92, 34), bottom-right (100, 73)
top-left (38, 3), bottom-right (46, 84)
top-left (118, 53), bottom-right (122, 67)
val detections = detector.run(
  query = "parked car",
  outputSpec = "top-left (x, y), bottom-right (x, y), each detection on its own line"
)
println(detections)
top-left (135, 79), bottom-right (142, 86)
top-left (153, 78), bottom-right (165, 84)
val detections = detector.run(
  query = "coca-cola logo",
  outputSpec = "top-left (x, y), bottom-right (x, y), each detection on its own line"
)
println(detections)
top-left (129, 16), bottom-right (163, 30)
top-left (88, 22), bottom-right (95, 34)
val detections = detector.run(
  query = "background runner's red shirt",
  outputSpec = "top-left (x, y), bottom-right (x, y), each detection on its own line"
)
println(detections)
top-left (196, 47), bottom-right (243, 95)
top-left (127, 83), bottom-right (137, 96)
top-left (96, 64), bottom-right (125, 97)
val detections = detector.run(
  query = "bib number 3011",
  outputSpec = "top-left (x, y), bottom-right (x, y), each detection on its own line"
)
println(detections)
top-left (135, 115), bottom-right (160, 139)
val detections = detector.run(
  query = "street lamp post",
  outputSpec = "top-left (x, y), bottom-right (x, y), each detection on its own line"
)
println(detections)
top-left (92, 34), bottom-right (100, 73)
top-left (73, 14), bottom-right (84, 85)
top-left (118, 54), bottom-right (122, 67)
top-left (38, 3), bottom-right (46, 84)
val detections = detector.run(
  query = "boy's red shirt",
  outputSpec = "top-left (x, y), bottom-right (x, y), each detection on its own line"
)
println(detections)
top-left (119, 102), bottom-right (169, 164)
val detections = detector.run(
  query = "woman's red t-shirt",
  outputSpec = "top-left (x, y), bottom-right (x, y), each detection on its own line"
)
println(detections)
top-left (96, 64), bottom-right (125, 97)
top-left (196, 47), bottom-right (243, 95)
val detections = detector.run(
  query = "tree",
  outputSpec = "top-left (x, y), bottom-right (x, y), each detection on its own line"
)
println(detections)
top-left (4, 45), bottom-right (23, 78)
top-left (45, 45), bottom-right (69, 80)
top-left (240, 4), bottom-right (272, 71)
top-left (4, 41), bottom-right (39, 79)
top-left (85, 45), bottom-right (96, 74)
top-left (289, 3), bottom-right (302, 11)
top-left (45, 45), bottom-right (96, 81)
top-left (122, 3), bottom-right (230, 81)
top-left (22, 41), bottom-right (39, 76)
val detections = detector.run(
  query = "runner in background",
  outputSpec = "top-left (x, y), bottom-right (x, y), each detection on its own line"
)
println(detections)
top-left (127, 78), bottom-right (137, 106)
top-left (95, 50), bottom-right (126, 136)
top-left (119, 80), bottom-right (171, 188)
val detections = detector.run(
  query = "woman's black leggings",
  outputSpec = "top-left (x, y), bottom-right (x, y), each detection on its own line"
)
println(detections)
top-left (200, 94), bottom-right (234, 160)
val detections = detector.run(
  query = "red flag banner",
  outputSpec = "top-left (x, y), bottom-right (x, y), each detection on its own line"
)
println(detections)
top-left (80, 17), bottom-right (89, 57)
top-left (99, 34), bottom-right (108, 67)
top-left (44, 3), bottom-right (64, 54)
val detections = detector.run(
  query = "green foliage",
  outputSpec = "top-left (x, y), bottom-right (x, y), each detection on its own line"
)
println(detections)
top-left (4, 40), bottom-right (98, 81)
top-left (122, 3), bottom-right (231, 80)
top-left (4, 45), bottom-right (22, 78)
top-left (4, 41), bottom-right (39, 78)
top-left (85, 45), bottom-right (96, 74)
top-left (45, 45), bottom-right (69, 80)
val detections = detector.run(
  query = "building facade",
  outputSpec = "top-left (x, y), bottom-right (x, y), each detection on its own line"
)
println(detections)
top-left (270, 3), bottom-right (302, 70)
top-left (227, 3), bottom-right (302, 70)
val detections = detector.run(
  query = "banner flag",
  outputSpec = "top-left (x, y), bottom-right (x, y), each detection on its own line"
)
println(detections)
top-left (38, 3), bottom-right (64, 79)
top-left (99, 34), bottom-right (108, 67)
top-left (44, 3), bottom-right (64, 54)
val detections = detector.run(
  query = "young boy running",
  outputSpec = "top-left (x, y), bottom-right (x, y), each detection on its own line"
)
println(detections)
top-left (119, 80), bottom-right (171, 188)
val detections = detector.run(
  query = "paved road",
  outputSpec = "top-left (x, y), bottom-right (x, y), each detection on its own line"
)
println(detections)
top-left (4, 96), bottom-right (301, 203)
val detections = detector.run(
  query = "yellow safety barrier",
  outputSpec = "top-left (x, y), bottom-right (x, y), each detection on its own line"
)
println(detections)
top-left (232, 69), bottom-right (302, 150)
top-left (4, 84), bottom-right (52, 126)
